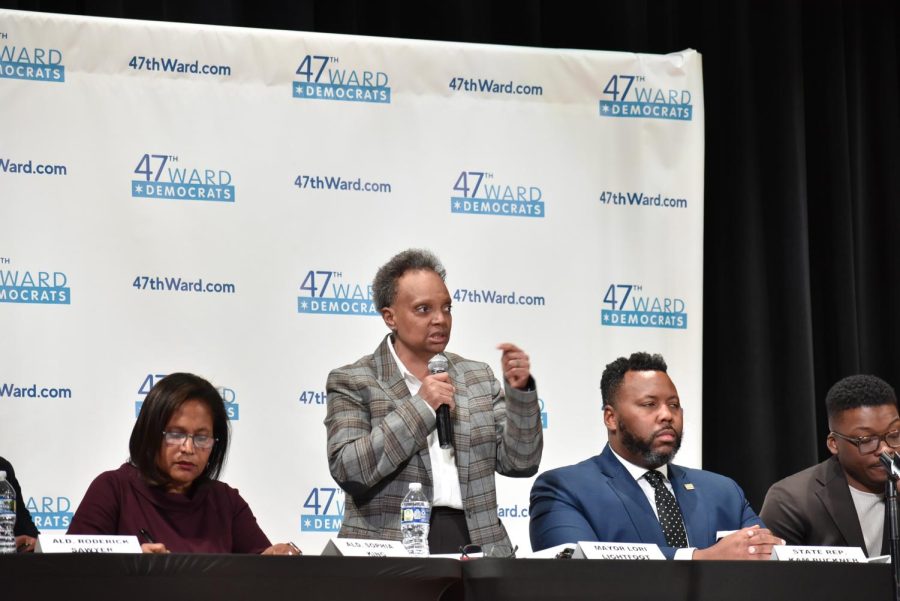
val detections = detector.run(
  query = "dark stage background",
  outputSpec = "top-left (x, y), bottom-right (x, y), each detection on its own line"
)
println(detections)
top-left (4, 0), bottom-right (900, 511)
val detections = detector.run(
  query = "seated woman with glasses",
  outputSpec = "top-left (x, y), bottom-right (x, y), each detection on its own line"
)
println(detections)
top-left (68, 373), bottom-right (299, 555)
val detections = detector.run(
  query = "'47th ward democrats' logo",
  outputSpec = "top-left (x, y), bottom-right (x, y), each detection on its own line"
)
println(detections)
top-left (0, 267), bottom-right (69, 304)
top-left (293, 54), bottom-right (390, 104)
top-left (131, 154), bottom-right (234, 202)
top-left (599, 74), bottom-right (692, 121)
top-left (26, 495), bottom-right (73, 530)
top-left (601, 283), bottom-right (687, 329)
top-left (297, 269), bottom-right (377, 316)
top-left (134, 373), bottom-right (240, 419)
top-left (301, 487), bottom-right (344, 532)
top-left (0, 44), bottom-right (65, 82)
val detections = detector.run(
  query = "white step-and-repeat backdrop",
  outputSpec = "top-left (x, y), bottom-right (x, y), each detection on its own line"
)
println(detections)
top-left (0, 9), bottom-right (704, 553)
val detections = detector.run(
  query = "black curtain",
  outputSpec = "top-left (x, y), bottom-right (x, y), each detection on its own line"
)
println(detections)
top-left (5, 0), bottom-right (900, 510)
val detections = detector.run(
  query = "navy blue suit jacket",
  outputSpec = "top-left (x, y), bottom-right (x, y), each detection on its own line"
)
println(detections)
top-left (529, 445), bottom-right (762, 558)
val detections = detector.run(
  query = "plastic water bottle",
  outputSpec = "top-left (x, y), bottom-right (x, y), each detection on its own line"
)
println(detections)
top-left (0, 471), bottom-right (16, 554)
top-left (400, 482), bottom-right (430, 556)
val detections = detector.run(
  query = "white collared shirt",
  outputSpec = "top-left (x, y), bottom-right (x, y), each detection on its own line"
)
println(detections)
top-left (609, 446), bottom-right (694, 559)
top-left (388, 340), bottom-right (463, 509)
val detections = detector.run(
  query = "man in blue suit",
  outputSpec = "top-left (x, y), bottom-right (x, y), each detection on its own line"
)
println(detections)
top-left (529, 352), bottom-right (784, 559)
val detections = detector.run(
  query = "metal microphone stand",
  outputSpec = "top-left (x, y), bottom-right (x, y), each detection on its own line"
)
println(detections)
top-left (880, 452), bottom-right (900, 601)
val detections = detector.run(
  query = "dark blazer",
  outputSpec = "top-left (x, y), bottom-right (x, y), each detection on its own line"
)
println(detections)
top-left (0, 456), bottom-right (39, 537)
top-left (325, 334), bottom-right (543, 547)
top-left (760, 456), bottom-right (887, 556)
top-left (529, 445), bottom-right (762, 558)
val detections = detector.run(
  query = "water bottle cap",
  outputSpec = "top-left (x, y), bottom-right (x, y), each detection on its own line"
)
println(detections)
top-left (409, 482), bottom-right (421, 491)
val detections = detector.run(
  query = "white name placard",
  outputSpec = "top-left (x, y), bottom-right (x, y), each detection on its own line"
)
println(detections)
top-left (770, 545), bottom-right (867, 562)
top-left (36, 534), bottom-right (142, 554)
top-left (321, 538), bottom-right (410, 557)
top-left (574, 541), bottom-right (665, 560)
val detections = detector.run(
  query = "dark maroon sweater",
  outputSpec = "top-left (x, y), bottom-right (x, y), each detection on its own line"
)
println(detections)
top-left (68, 463), bottom-right (271, 553)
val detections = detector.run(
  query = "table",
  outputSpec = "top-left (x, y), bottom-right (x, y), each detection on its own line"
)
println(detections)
top-left (462, 558), bottom-right (891, 600)
top-left (2, 554), bottom-right (462, 601)
top-left (1, 554), bottom-right (891, 601)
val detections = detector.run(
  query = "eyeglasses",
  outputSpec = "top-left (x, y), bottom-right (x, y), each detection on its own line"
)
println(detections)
top-left (830, 429), bottom-right (900, 454)
top-left (162, 431), bottom-right (217, 450)
top-left (460, 543), bottom-right (518, 559)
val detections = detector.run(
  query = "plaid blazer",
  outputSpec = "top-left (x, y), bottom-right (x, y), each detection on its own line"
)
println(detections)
top-left (325, 334), bottom-right (543, 546)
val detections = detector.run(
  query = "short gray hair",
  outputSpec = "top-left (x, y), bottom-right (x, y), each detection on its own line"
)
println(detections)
top-left (372, 249), bottom-right (446, 310)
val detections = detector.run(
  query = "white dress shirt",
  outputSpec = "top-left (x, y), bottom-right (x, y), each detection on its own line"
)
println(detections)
top-left (388, 340), bottom-right (463, 509)
top-left (609, 446), bottom-right (695, 559)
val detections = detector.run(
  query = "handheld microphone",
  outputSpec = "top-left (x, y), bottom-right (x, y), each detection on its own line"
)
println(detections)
top-left (881, 452), bottom-right (900, 482)
top-left (428, 354), bottom-right (453, 449)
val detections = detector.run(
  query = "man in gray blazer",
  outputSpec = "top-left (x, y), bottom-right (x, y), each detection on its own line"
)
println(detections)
top-left (761, 374), bottom-right (899, 557)
top-left (325, 249), bottom-right (542, 553)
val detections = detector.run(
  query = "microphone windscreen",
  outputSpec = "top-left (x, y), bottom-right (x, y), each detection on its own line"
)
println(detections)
top-left (428, 354), bottom-right (449, 374)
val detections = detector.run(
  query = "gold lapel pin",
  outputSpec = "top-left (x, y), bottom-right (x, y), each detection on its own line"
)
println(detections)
top-left (684, 483), bottom-right (695, 490)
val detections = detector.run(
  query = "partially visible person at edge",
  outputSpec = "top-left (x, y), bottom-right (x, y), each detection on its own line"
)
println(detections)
top-left (325, 248), bottom-right (543, 554)
top-left (0, 456), bottom-right (40, 552)
top-left (68, 373), bottom-right (299, 555)
top-left (761, 374), bottom-right (900, 557)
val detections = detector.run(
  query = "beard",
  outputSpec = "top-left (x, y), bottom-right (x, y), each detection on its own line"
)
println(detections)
top-left (619, 421), bottom-right (683, 469)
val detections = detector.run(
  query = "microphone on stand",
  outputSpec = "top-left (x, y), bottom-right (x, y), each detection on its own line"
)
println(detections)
top-left (428, 354), bottom-right (453, 449)
top-left (880, 451), bottom-right (900, 601)
top-left (881, 451), bottom-right (900, 481)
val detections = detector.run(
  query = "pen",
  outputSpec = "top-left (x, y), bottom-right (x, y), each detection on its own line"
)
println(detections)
top-left (139, 528), bottom-right (155, 544)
